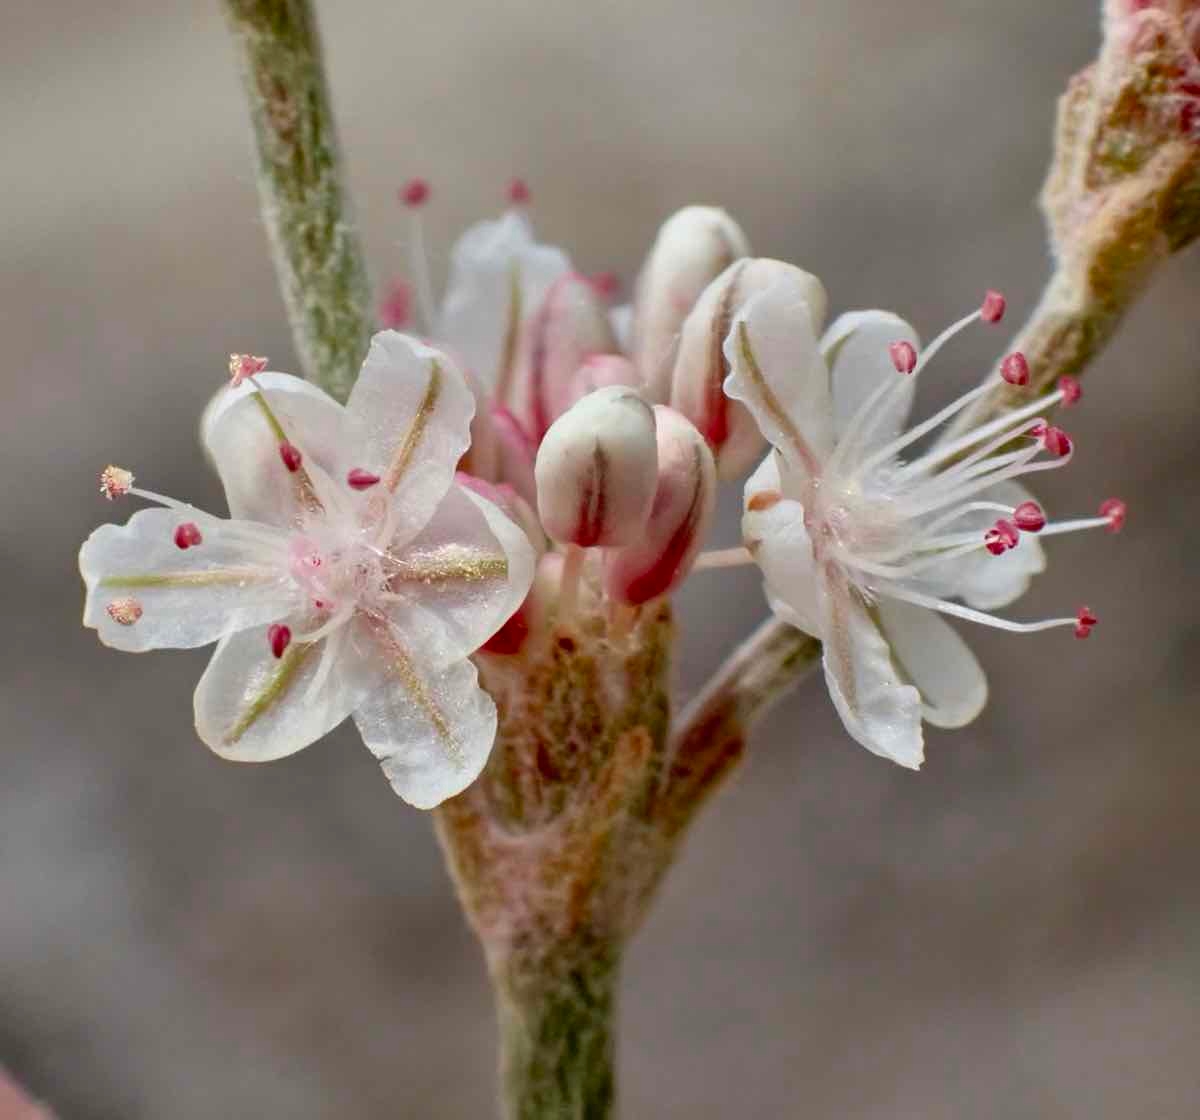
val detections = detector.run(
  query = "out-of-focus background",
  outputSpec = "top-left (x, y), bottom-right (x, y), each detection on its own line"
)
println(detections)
top-left (2, 1), bottom-right (1198, 1116)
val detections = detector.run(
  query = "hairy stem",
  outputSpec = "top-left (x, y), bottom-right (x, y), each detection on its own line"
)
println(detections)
top-left (222, 0), bottom-right (372, 401)
top-left (493, 941), bottom-right (619, 1120)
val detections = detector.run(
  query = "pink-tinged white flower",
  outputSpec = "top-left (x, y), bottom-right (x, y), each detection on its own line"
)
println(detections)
top-left (80, 332), bottom-right (535, 808)
top-left (727, 276), bottom-right (1121, 768)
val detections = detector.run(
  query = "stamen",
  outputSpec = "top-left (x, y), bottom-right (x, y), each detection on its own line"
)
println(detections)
top-left (106, 597), bottom-right (143, 626)
top-left (400, 178), bottom-right (430, 207)
top-left (507, 177), bottom-right (531, 206)
top-left (879, 583), bottom-right (1084, 635)
top-left (1100, 497), bottom-right (1127, 532)
top-left (1000, 352), bottom-right (1030, 386)
top-left (99, 465), bottom-right (134, 500)
top-left (400, 178), bottom-right (436, 330)
top-left (889, 340), bottom-right (918, 374)
top-left (1040, 425), bottom-right (1073, 458)
top-left (173, 522), bottom-right (203, 549)
top-left (984, 518), bottom-right (1020, 555)
top-left (378, 279), bottom-right (412, 330)
top-left (1074, 606), bottom-right (1097, 640)
top-left (228, 354), bottom-right (268, 388)
top-left (268, 623), bottom-right (292, 659)
top-left (692, 546), bottom-right (756, 572)
top-left (347, 467), bottom-right (381, 491)
top-left (279, 442), bottom-right (303, 473)
top-left (1012, 500), bottom-right (1046, 532)
top-left (1058, 376), bottom-right (1083, 406)
top-left (980, 289), bottom-right (1006, 323)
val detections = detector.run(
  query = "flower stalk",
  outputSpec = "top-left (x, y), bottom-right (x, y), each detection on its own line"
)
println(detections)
top-left (221, 0), bottom-right (373, 402)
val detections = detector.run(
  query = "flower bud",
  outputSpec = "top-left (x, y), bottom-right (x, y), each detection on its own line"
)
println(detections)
top-left (491, 407), bottom-right (538, 506)
top-left (633, 206), bottom-right (750, 404)
top-left (524, 272), bottom-right (619, 439)
top-left (535, 387), bottom-right (658, 548)
top-left (669, 258), bottom-right (827, 479)
top-left (604, 406), bottom-right (717, 605)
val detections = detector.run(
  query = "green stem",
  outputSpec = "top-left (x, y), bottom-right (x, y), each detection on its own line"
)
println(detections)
top-left (493, 942), bottom-right (619, 1120)
top-left (221, 0), bottom-right (372, 401)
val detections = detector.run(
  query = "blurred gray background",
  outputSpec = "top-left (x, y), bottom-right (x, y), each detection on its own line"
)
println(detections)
top-left (3, 1), bottom-right (1198, 1117)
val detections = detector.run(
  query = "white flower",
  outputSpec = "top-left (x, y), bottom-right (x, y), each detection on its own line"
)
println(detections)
top-left (80, 332), bottom-right (535, 808)
top-left (726, 274), bottom-right (1121, 768)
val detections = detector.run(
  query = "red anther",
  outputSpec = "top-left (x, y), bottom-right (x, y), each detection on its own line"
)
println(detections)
top-left (106, 597), bottom-right (143, 626)
top-left (589, 271), bottom-right (620, 299)
top-left (1041, 426), bottom-right (1072, 457)
top-left (888, 340), bottom-right (918, 374)
top-left (1000, 351), bottom-right (1030, 386)
top-left (1100, 497), bottom-right (1127, 533)
top-left (984, 519), bottom-right (1019, 555)
top-left (980, 289), bottom-right (1007, 323)
top-left (507, 177), bottom-right (531, 205)
top-left (1012, 501), bottom-right (1046, 532)
top-left (378, 279), bottom-right (412, 330)
top-left (173, 521), bottom-right (203, 549)
top-left (400, 178), bottom-right (430, 207)
top-left (347, 467), bottom-right (381, 491)
top-left (1058, 375), bottom-right (1083, 405)
top-left (268, 623), bottom-right (292, 659)
top-left (279, 442), bottom-right (303, 473)
top-left (1074, 606), bottom-right (1097, 640)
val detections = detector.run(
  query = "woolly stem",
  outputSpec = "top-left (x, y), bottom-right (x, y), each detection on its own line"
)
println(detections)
top-left (493, 941), bottom-right (619, 1120)
top-left (221, 0), bottom-right (373, 402)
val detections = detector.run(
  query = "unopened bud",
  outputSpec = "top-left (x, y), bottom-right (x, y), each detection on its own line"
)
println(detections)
top-left (633, 206), bottom-right (750, 404)
top-left (491, 407), bottom-right (538, 506)
top-left (524, 272), bottom-right (619, 438)
top-left (669, 258), bottom-right (827, 480)
top-left (604, 406), bottom-right (717, 605)
top-left (535, 387), bottom-right (658, 548)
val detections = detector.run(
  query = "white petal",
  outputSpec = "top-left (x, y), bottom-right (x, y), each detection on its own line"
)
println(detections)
top-left (822, 310), bottom-right (920, 454)
top-left (723, 278), bottom-right (834, 486)
top-left (354, 633), bottom-right (497, 809)
top-left (342, 332), bottom-right (477, 541)
top-left (80, 507), bottom-right (296, 651)
top-left (876, 598), bottom-right (987, 729)
top-left (743, 455), bottom-right (821, 636)
top-left (385, 483), bottom-right (536, 669)
top-left (610, 303), bottom-right (633, 353)
top-left (202, 372), bottom-right (346, 526)
top-left (436, 212), bottom-right (571, 396)
top-left (819, 574), bottom-right (924, 768)
top-left (195, 618), bottom-right (380, 762)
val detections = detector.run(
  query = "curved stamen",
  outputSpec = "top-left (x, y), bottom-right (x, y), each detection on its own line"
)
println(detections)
top-left (877, 583), bottom-right (1081, 634)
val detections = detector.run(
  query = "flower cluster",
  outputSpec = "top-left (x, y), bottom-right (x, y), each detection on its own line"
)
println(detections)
top-left (81, 186), bottom-right (1126, 804)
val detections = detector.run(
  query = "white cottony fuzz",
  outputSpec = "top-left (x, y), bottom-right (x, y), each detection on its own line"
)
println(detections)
top-left (671, 258), bottom-right (827, 479)
top-left (605, 406), bottom-right (717, 606)
top-left (633, 206), bottom-right (751, 405)
top-left (535, 386), bottom-right (659, 549)
top-left (729, 286), bottom-right (1118, 768)
top-left (80, 332), bottom-right (536, 811)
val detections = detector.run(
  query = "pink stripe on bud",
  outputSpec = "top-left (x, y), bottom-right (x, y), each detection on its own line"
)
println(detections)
top-left (889, 340), bottom-right (918, 374)
top-left (173, 521), bottom-right (203, 549)
top-left (535, 387), bottom-right (659, 549)
top-left (604, 406), bottom-right (717, 606)
top-left (347, 467), bottom-right (381, 491)
top-left (1100, 497), bottom-right (1127, 532)
top-left (980, 289), bottom-right (1007, 323)
top-left (1012, 501), bottom-right (1046, 532)
top-left (634, 206), bottom-right (751, 405)
top-left (268, 623), bottom-right (292, 659)
top-left (279, 442), bottom-right (303, 473)
top-left (1000, 351), bottom-right (1030, 386)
